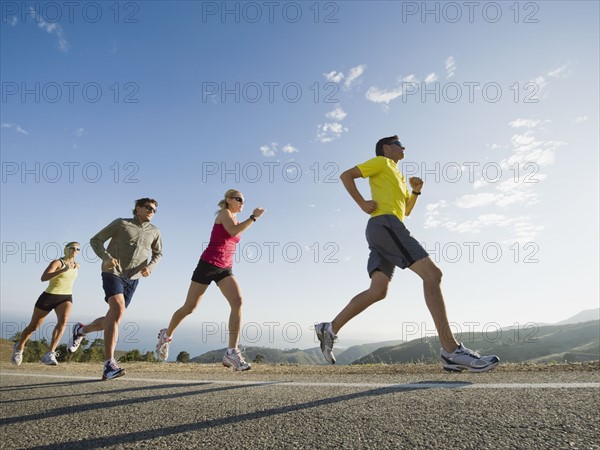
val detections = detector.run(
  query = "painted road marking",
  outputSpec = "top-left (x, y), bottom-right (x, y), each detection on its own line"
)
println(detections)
top-left (1, 372), bottom-right (598, 389)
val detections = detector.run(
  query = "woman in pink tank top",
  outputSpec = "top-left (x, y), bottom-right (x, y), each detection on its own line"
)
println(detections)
top-left (156, 189), bottom-right (265, 371)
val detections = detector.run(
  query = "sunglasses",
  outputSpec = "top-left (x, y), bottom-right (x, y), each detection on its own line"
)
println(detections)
top-left (143, 205), bottom-right (156, 213)
top-left (391, 141), bottom-right (404, 147)
top-left (69, 247), bottom-right (80, 251)
top-left (231, 196), bottom-right (244, 204)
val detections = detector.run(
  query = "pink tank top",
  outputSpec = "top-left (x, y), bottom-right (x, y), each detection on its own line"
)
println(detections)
top-left (200, 223), bottom-right (241, 268)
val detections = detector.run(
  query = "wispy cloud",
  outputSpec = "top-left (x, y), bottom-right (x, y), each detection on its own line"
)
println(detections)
top-left (423, 120), bottom-right (561, 242)
top-left (74, 128), bottom-right (84, 137)
top-left (509, 119), bottom-right (541, 129)
top-left (424, 73), bottom-right (438, 84)
top-left (547, 64), bottom-right (570, 79)
top-left (1, 123), bottom-right (29, 135)
top-left (326, 106), bottom-right (347, 121)
top-left (29, 8), bottom-right (70, 52)
top-left (344, 65), bottom-right (366, 89)
top-left (260, 142), bottom-right (298, 157)
top-left (316, 122), bottom-right (348, 143)
top-left (281, 144), bottom-right (298, 154)
top-left (365, 86), bottom-right (402, 104)
top-left (260, 143), bottom-right (278, 157)
top-left (445, 56), bottom-right (456, 79)
top-left (573, 116), bottom-right (588, 124)
top-left (324, 71), bottom-right (344, 83)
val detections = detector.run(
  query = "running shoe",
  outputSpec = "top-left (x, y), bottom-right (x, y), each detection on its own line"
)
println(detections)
top-left (67, 322), bottom-right (86, 353)
top-left (440, 343), bottom-right (500, 372)
top-left (41, 351), bottom-right (59, 366)
top-left (315, 322), bottom-right (337, 364)
top-left (222, 348), bottom-right (251, 371)
top-left (102, 359), bottom-right (126, 381)
top-left (156, 328), bottom-right (172, 361)
top-left (12, 343), bottom-right (23, 366)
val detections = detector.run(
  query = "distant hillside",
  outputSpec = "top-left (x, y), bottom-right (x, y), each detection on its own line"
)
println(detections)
top-left (191, 347), bottom-right (324, 365)
top-left (335, 340), bottom-right (404, 365)
top-left (353, 320), bottom-right (600, 364)
top-left (555, 309), bottom-right (600, 325)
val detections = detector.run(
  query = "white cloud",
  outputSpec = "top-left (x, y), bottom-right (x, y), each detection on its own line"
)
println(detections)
top-left (260, 143), bottom-right (278, 157)
top-left (281, 144), bottom-right (298, 154)
top-left (509, 119), bottom-right (541, 129)
top-left (424, 73), bottom-right (438, 84)
top-left (261, 142), bottom-right (298, 156)
top-left (1, 123), bottom-right (29, 135)
top-left (445, 56), bottom-right (456, 79)
top-left (365, 86), bottom-right (402, 104)
top-left (316, 122), bottom-right (348, 143)
top-left (455, 193), bottom-right (502, 209)
top-left (573, 116), bottom-right (588, 123)
top-left (326, 106), bottom-right (347, 121)
top-left (547, 64), bottom-right (570, 78)
top-left (29, 8), bottom-right (70, 52)
top-left (74, 128), bottom-right (84, 137)
top-left (422, 122), bottom-right (561, 241)
top-left (324, 71), bottom-right (344, 83)
top-left (401, 74), bottom-right (419, 83)
top-left (344, 65), bottom-right (366, 89)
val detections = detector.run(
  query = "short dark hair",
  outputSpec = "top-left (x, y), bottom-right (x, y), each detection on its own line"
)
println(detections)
top-left (133, 197), bottom-right (158, 215)
top-left (375, 135), bottom-right (399, 156)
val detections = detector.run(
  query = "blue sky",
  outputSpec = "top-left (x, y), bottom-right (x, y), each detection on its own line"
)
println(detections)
top-left (1, 1), bottom-right (598, 357)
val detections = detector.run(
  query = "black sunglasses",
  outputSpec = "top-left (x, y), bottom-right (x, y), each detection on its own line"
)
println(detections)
top-left (69, 247), bottom-right (80, 251)
top-left (391, 141), bottom-right (404, 147)
top-left (143, 205), bottom-right (156, 213)
top-left (231, 196), bottom-right (244, 204)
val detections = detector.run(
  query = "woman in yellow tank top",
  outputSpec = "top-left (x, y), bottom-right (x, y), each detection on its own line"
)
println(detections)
top-left (12, 242), bottom-right (81, 366)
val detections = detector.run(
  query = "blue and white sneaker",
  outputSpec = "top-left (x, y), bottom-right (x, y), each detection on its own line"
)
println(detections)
top-left (440, 343), bottom-right (499, 372)
top-left (102, 359), bottom-right (126, 381)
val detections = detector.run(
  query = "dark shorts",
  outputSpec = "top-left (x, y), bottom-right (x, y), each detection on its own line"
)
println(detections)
top-left (101, 272), bottom-right (139, 308)
top-left (192, 259), bottom-right (233, 285)
top-left (366, 215), bottom-right (429, 280)
top-left (34, 292), bottom-right (73, 312)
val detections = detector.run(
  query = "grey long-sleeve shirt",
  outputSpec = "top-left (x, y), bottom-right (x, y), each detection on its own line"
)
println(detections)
top-left (90, 217), bottom-right (162, 280)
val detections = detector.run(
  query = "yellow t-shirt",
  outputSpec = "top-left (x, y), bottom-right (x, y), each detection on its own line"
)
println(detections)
top-left (356, 156), bottom-right (409, 221)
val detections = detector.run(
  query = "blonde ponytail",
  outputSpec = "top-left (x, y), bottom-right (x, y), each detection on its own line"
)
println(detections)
top-left (216, 189), bottom-right (240, 214)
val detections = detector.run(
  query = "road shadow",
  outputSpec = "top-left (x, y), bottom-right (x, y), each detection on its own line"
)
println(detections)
top-left (0, 382), bottom-right (251, 426)
top-left (26, 381), bottom-right (473, 449)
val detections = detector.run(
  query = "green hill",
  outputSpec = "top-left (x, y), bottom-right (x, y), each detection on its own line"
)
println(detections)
top-left (191, 346), bottom-right (323, 365)
top-left (352, 320), bottom-right (600, 364)
top-left (335, 340), bottom-right (405, 365)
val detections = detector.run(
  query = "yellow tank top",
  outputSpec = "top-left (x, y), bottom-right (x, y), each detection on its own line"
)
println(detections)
top-left (45, 259), bottom-right (78, 295)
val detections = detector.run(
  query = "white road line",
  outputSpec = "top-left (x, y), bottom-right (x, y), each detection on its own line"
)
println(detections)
top-left (1, 372), bottom-right (598, 389)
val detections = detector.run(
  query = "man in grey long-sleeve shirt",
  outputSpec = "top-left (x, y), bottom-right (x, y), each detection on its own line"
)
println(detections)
top-left (68, 198), bottom-right (162, 380)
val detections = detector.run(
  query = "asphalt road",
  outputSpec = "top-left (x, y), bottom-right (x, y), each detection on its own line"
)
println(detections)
top-left (1, 364), bottom-right (599, 449)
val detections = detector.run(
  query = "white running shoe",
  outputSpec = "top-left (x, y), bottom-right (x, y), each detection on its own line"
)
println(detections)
top-left (68, 323), bottom-right (86, 353)
top-left (12, 343), bottom-right (23, 366)
top-left (440, 343), bottom-right (499, 372)
top-left (315, 322), bottom-right (337, 364)
top-left (156, 328), bottom-right (172, 361)
top-left (102, 359), bottom-right (126, 381)
top-left (41, 351), bottom-right (58, 366)
top-left (222, 348), bottom-right (251, 371)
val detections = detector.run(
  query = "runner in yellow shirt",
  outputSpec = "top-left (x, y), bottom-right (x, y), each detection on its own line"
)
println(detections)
top-left (315, 135), bottom-right (499, 372)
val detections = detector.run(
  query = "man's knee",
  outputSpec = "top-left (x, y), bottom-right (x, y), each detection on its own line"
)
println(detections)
top-left (369, 271), bottom-right (390, 300)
